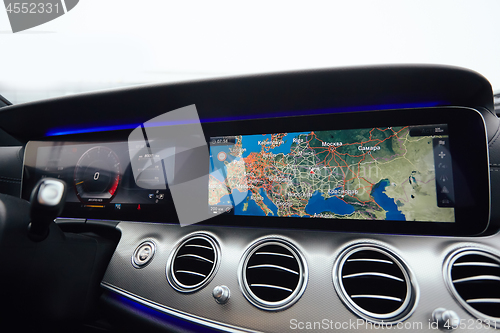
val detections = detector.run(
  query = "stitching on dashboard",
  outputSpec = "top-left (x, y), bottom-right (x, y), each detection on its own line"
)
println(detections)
top-left (0, 176), bottom-right (21, 181)
top-left (0, 179), bottom-right (21, 184)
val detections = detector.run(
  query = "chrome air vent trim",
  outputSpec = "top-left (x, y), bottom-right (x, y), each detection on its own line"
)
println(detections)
top-left (333, 243), bottom-right (418, 323)
top-left (239, 236), bottom-right (308, 311)
top-left (166, 233), bottom-right (220, 293)
top-left (445, 248), bottom-right (500, 324)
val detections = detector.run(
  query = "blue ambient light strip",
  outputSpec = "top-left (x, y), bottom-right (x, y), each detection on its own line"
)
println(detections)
top-left (111, 292), bottom-right (224, 333)
top-left (45, 102), bottom-right (445, 137)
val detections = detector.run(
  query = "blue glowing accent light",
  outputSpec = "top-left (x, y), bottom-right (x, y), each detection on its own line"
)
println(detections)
top-left (45, 101), bottom-right (446, 137)
top-left (110, 292), bottom-right (219, 332)
top-left (46, 123), bottom-right (141, 136)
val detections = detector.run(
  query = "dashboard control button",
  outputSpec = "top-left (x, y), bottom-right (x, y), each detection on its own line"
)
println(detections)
top-left (212, 285), bottom-right (230, 304)
top-left (132, 241), bottom-right (156, 268)
top-left (432, 308), bottom-right (460, 330)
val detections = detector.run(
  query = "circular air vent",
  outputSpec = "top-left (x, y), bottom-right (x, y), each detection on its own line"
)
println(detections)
top-left (333, 244), bottom-right (418, 323)
top-left (240, 238), bottom-right (308, 311)
top-left (446, 249), bottom-right (500, 323)
top-left (167, 234), bottom-right (219, 293)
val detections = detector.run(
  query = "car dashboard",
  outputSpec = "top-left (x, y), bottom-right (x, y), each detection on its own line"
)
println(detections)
top-left (0, 65), bottom-right (500, 332)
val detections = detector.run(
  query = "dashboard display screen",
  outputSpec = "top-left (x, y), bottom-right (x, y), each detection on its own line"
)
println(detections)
top-left (21, 107), bottom-right (488, 235)
top-left (26, 141), bottom-right (168, 214)
top-left (209, 124), bottom-right (455, 222)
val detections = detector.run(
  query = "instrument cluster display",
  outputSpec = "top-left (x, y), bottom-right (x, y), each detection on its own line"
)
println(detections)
top-left (73, 146), bottom-right (121, 205)
top-left (25, 141), bottom-right (169, 217)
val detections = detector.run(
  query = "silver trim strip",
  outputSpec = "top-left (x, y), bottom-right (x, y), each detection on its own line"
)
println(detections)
top-left (453, 262), bottom-right (500, 268)
top-left (55, 217), bottom-right (86, 224)
top-left (467, 298), bottom-right (500, 304)
top-left (101, 282), bottom-right (262, 333)
top-left (343, 272), bottom-right (404, 282)
top-left (452, 275), bottom-right (500, 283)
top-left (347, 258), bottom-right (393, 264)
top-left (247, 264), bottom-right (299, 275)
top-left (255, 252), bottom-right (294, 259)
top-left (176, 254), bottom-right (214, 263)
top-left (184, 244), bottom-right (213, 250)
top-left (250, 284), bottom-right (293, 293)
top-left (175, 270), bottom-right (206, 278)
top-left (350, 295), bottom-right (402, 302)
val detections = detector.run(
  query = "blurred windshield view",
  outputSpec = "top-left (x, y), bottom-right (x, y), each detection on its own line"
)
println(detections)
top-left (1, 0), bottom-right (500, 104)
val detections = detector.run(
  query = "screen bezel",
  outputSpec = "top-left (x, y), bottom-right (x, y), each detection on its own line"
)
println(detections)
top-left (200, 106), bottom-right (490, 236)
top-left (22, 106), bottom-right (490, 235)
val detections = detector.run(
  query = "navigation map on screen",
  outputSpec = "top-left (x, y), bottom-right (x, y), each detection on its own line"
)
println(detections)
top-left (209, 125), bottom-right (455, 222)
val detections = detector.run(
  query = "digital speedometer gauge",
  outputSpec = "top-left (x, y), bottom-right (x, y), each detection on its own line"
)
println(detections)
top-left (74, 146), bottom-right (121, 204)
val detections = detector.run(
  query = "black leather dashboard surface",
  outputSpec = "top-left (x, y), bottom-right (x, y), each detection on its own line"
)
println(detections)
top-left (0, 146), bottom-right (23, 197)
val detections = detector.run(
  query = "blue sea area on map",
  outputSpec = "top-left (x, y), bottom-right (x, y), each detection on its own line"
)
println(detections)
top-left (305, 191), bottom-right (355, 216)
top-left (216, 193), bottom-right (232, 206)
top-left (234, 188), bottom-right (279, 216)
top-left (241, 132), bottom-right (310, 158)
top-left (371, 179), bottom-right (406, 221)
top-left (217, 188), bottom-right (248, 206)
top-left (210, 145), bottom-right (237, 172)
